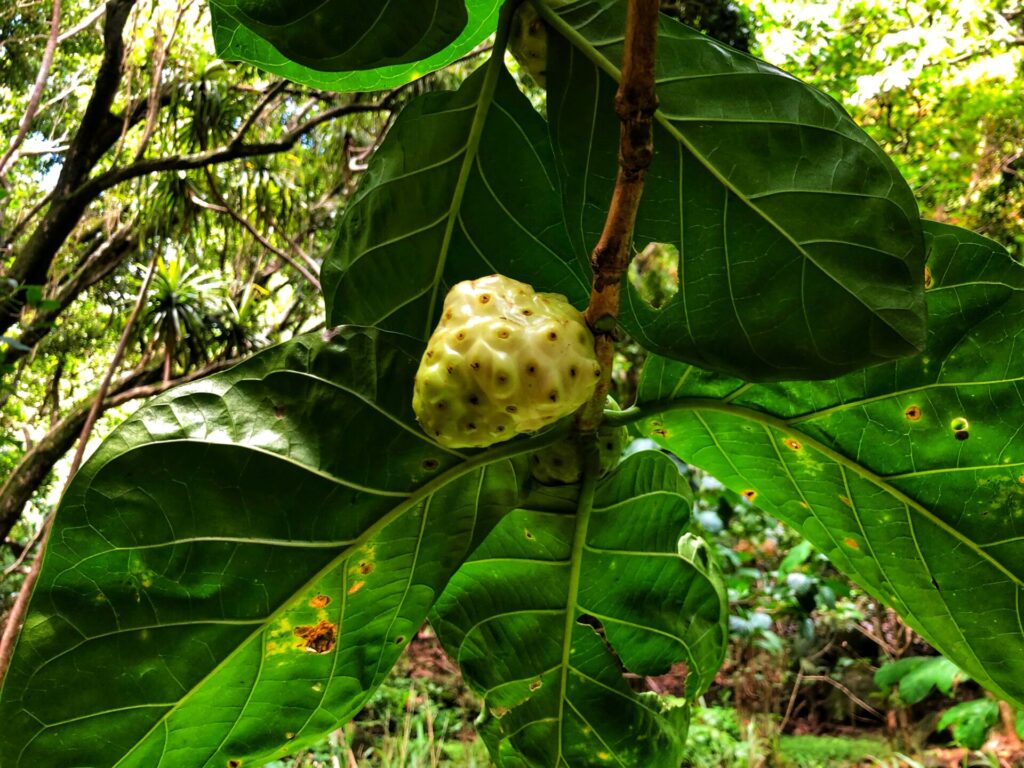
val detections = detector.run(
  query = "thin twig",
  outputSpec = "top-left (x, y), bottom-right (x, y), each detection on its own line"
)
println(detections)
top-left (0, 254), bottom-right (158, 684)
top-left (0, 0), bottom-right (62, 179)
top-left (576, 0), bottom-right (660, 431)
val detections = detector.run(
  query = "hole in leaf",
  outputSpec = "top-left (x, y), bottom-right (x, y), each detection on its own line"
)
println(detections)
top-left (628, 242), bottom-right (680, 310)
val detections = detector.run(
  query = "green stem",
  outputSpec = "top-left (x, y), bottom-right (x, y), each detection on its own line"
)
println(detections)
top-left (554, 436), bottom-right (600, 761)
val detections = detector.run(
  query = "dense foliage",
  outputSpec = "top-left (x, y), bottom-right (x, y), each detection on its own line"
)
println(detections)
top-left (1, 0), bottom-right (1022, 766)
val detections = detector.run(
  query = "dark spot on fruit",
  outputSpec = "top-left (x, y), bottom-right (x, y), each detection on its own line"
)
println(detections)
top-left (310, 594), bottom-right (331, 609)
top-left (274, 406), bottom-right (286, 419)
top-left (549, 391), bottom-right (558, 402)
top-left (605, 442), bottom-right (614, 450)
top-left (522, 309), bottom-right (533, 316)
top-left (552, 458), bottom-right (563, 467)
top-left (497, 374), bottom-right (508, 384)
top-left (467, 422), bottom-right (477, 430)
top-left (426, 349), bottom-right (434, 358)
top-left (548, 331), bottom-right (558, 341)
top-left (469, 395), bottom-right (480, 405)
top-left (527, 364), bottom-right (537, 374)
top-left (497, 329), bottom-right (510, 339)
top-left (479, 294), bottom-right (491, 304)
top-left (446, 366), bottom-right (454, 374)
top-left (905, 405), bottom-right (922, 421)
top-left (496, 425), bottom-right (505, 432)
top-left (471, 361), bottom-right (480, 369)
top-left (436, 402), bottom-right (446, 410)
top-left (506, 405), bottom-right (518, 413)
top-left (456, 332), bottom-right (465, 341)
top-left (569, 367), bottom-right (577, 377)
top-left (593, 366), bottom-right (601, 378)
top-left (293, 620), bottom-right (337, 654)
top-left (422, 458), bottom-right (439, 471)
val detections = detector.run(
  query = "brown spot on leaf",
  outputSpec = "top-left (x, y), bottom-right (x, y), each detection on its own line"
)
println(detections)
top-left (742, 489), bottom-right (757, 503)
top-left (310, 594), bottom-right (331, 609)
top-left (422, 459), bottom-right (439, 471)
top-left (228, 761), bottom-right (242, 768)
top-left (358, 561), bottom-right (374, 575)
top-left (924, 265), bottom-right (934, 289)
top-left (784, 438), bottom-right (801, 451)
top-left (293, 620), bottom-right (337, 654)
top-left (905, 405), bottom-right (922, 421)
top-left (844, 538), bottom-right (860, 550)
top-left (955, 430), bottom-right (970, 441)
top-left (529, 679), bottom-right (543, 691)
top-left (524, 529), bottom-right (535, 540)
top-left (348, 580), bottom-right (366, 595)
top-left (839, 495), bottom-right (852, 507)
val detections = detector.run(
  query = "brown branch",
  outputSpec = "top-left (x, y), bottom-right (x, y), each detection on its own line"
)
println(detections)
top-left (76, 102), bottom-right (389, 202)
top-left (0, 0), bottom-right (62, 180)
top-left (577, 0), bottom-right (660, 431)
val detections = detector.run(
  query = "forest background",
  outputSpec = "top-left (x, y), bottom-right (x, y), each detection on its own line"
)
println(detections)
top-left (1, 0), bottom-right (1022, 765)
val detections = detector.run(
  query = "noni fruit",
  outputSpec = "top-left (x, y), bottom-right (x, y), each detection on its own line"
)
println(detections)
top-left (413, 275), bottom-right (600, 449)
top-left (530, 400), bottom-right (626, 485)
top-left (508, 0), bottom-right (568, 88)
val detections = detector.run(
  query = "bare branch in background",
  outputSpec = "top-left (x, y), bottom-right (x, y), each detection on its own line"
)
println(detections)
top-left (0, 0), bottom-right (62, 180)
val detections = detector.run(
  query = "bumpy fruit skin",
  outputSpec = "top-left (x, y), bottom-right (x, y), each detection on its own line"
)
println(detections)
top-left (508, 0), bottom-right (568, 88)
top-left (530, 401), bottom-right (627, 485)
top-left (413, 275), bottom-right (600, 449)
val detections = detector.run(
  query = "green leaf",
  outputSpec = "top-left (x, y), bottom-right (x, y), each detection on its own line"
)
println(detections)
top-left (430, 451), bottom-right (728, 766)
top-left (542, 0), bottom-right (926, 380)
top-left (209, 0), bottom-right (501, 92)
top-left (323, 56), bottom-right (587, 337)
top-left (874, 657), bottom-right (965, 705)
top-left (0, 327), bottom-right (553, 767)
top-left (629, 221), bottom-right (1024, 706)
top-left (937, 698), bottom-right (1000, 750)
top-left (209, 0), bottom-right (468, 73)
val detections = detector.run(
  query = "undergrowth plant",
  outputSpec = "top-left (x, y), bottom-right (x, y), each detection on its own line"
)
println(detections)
top-left (1, 0), bottom-right (1022, 766)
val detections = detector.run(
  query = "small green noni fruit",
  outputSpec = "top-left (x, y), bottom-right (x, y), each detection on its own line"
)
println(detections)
top-left (530, 400), bottom-right (627, 485)
top-left (509, 0), bottom-right (569, 88)
top-left (413, 275), bottom-right (600, 449)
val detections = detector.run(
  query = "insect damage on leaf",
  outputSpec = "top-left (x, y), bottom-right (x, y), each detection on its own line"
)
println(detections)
top-left (293, 620), bottom-right (338, 654)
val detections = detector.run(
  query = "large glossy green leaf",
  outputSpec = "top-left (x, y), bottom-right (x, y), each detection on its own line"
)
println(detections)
top-left (323, 57), bottom-right (588, 337)
top-left (431, 451), bottom-right (728, 766)
top-left (541, 0), bottom-right (926, 381)
top-left (208, 0), bottom-right (500, 92)
top-left (627, 222), bottom-right (1024, 705)
top-left (0, 327), bottom-right (556, 767)
top-left (209, 0), bottom-right (468, 73)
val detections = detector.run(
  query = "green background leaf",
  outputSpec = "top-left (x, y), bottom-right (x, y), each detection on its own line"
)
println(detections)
top-left (0, 328), bottom-right (534, 767)
top-left (632, 222), bottom-right (1024, 705)
top-left (544, 0), bottom-right (926, 381)
top-left (431, 451), bottom-right (728, 766)
top-left (209, 0), bottom-right (501, 92)
top-left (323, 61), bottom-right (587, 337)
top-left (210, 0), bottom-right (468, 73)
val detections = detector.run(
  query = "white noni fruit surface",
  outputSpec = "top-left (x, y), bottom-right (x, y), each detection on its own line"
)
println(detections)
top-left (413, 275), bottom-right (600, 449)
